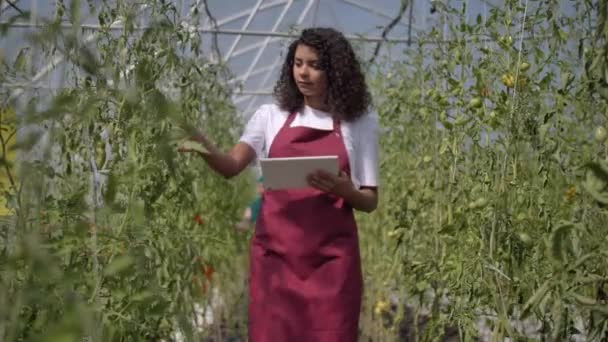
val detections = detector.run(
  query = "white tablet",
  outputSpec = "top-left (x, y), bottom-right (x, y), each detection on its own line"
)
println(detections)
top-left (259, 156), bottom-right (339, 190)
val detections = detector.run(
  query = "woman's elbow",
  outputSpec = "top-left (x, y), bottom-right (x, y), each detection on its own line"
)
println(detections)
top-left (219, 162), bottom-right (243, 179)
top-left (360, 201), bottom-right (378, 213)
top-left (222, 169), bottom-right (239, 179)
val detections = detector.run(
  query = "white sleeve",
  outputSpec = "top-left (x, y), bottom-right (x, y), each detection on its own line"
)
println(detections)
top-left (355, 113), bottom-right (379, 188)
top-left (239, 105), bottom-right (269, 159)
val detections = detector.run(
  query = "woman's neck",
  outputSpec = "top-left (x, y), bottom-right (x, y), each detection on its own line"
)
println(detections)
top-left (304, 96), bottom-right (329, 112)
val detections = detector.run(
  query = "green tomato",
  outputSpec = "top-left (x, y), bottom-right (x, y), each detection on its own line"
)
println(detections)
top-left (518, 232), bottom-right (532, 245)
top-left (594, 126), bottom-right (607, 143)
top-left (468, 197), bottom-right (488, 209)
top-left (469, 97), bottom-right (483, 108)
top-left (475, 197), bottom-right (488, 208)
top-left (454, 115), bottom-right (468, 126)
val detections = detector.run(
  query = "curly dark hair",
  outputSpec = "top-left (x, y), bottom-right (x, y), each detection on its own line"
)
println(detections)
top-left (273, 27), bottom-right (371, 122)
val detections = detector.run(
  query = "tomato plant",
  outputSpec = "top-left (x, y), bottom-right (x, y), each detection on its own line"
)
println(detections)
top-left (360, 0), bottom-right (608, 340)
top-left (3, 0), bottom-right (608, 341)
top-left (1, 1), bottom-right (251, 340)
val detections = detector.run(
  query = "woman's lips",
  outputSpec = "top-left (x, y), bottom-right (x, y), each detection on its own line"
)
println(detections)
top-left (297, 81), bottom-right (313, 87)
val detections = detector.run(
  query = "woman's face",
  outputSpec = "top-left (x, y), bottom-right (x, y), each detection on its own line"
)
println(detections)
top-left (293, 44), bottom-right (327, 100)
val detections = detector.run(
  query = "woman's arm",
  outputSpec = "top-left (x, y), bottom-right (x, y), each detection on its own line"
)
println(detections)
top-left (179, 133), bottom-right (256, 179)
top-left (341, 186), bottom-right (378, 213)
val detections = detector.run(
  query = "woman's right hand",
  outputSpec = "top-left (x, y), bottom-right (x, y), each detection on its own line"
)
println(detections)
top-left (175, 127), bottom-right (256, 179)
top-left (176, 126), bottom-right (209, 154)
top-left (177, 135), bottom-right (209, 154)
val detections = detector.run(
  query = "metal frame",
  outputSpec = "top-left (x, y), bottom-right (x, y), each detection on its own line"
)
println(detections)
top-left (223, 0), bottom-right (265, 61)
top-left (0, 0), bottom-right (20, 14)
top-left (3, 0), bottom-right (421, 117)
top-left (238, 0), bottom-right (294, 94)
top-left (340, 0), bottom-right (424, 31)
top-left (6, 2), bottom-right (151, 103)
top-left (239, 0), bottom-right (318, 115)
top-left (2, 22), bottom-right (414, 43)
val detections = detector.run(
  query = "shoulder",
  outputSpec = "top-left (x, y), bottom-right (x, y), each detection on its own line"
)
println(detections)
top-left (258, 103), bottom-right (289, 115)
top-left (251, 103), bottom-right (289, 121)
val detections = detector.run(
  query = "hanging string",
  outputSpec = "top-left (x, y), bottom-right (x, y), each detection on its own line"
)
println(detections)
top-left (312, 0), bottom-right (320, 27)
top-left (509, 0), bottom-right (530, 121)
top-left (368, 0), bottom-right (409, 64)
top-left (407, 0), bottom-right (414, 46)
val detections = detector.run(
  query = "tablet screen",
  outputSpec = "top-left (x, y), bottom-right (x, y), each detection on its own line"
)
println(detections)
top-left (259, 156), bottom-right (339, 190)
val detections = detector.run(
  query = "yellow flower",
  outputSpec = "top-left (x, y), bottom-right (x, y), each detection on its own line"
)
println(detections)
top-left (374, 299), bottom-right (390, 315)
top-left (564, 186), bottom-right (576, 202)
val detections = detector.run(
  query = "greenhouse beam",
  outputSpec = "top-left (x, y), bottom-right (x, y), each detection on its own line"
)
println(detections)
top-left (339, 0), bottom-right (423, 32)
top-left (3, 20), bottom-right (414, 43)
top-left (227, 0), bottom-right (314, 89)
top-left (228, 61), bottom-right (279, 85)
top-left (238, 0), bottom-right (295, 86)
top-left (4, 83), bottom-right (274, 97)
top-left (215, 0), bottom-right (289, 28)
top-left (5, 3), bottom-right (151, 103)
top-left (2, 19), bottom-right (557, 46)
top-left (241, 0), bottom-right (317, 115)
top-left (236, 90), bottom-right (273, 96)
top-left (0, 0), bottom-right (21, 14)
top-left (223, 0), bottom-right (265, 62)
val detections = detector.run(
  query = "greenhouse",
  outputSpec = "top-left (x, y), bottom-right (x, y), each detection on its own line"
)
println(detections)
top-left (1, 0), bottom-right (607, 341)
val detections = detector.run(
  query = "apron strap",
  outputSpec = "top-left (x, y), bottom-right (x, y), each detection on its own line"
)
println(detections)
top-left (284, 111), bottom-right (298, 128)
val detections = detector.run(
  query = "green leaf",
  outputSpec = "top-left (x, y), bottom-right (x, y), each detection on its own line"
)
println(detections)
top-left (131, 290), bottom-right (154, 302)
top-left (13, 47), bottom-right (29, 73)
top-left (131, 199), bottom-right (145, 226)
top-left (43, 331), bottom-right (79, 342)
top-left (103, 255), bottom-right (133, 276)
top-left (591, 305), bottom-right (608, 316)
top-left (569, 252), bottom-right (598, 271)
top-left (582, 161), bottom-right (608, 204)
top-left (582, 184), bottom-right (608, 204)
top-left (550, 222), bottom-right (575, 263)
top-left (521, 279), bottom-right (552, 319)
top-left (570, 292), bottom-right (597, 306)
top-left (585, 161), bottom-right (608, 186)
top-left (598, 86), bottom-right (608, 101)
top-left (551, 299), bottom-right (564, 340)
top-left (179, 140), bottom-right (209, 154)
top-left (104, 172), bottom-right (117, 204)
top-left (69, 0), bottom-right (81, 26)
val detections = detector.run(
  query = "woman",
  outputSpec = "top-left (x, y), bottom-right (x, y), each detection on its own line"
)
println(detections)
top-left (180, 27), bottom-right (379, 341)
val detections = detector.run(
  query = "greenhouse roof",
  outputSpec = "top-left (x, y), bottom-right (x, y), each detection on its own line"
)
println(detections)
top-left (3, 0), bottom-right (521, 118)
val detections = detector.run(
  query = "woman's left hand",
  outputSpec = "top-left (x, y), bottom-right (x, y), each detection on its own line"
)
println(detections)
top-left (307, 170), bottom-right (356, 198)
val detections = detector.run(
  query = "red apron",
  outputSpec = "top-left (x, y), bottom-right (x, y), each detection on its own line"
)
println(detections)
top-left (248, 112), bottom-right (363, 342)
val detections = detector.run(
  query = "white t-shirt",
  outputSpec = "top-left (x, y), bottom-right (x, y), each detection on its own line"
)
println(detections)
top-left (239, 103), bottom-right (379, 189)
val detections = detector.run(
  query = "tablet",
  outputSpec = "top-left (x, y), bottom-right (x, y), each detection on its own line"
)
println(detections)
top-left (259, 155), bottom-right (339, 190)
